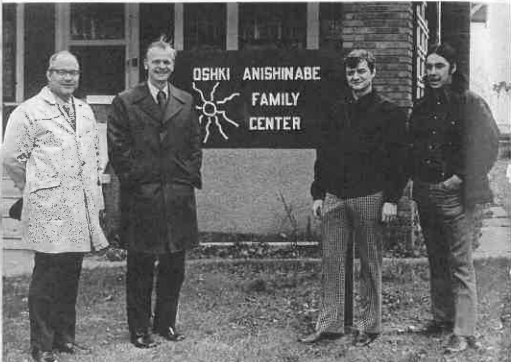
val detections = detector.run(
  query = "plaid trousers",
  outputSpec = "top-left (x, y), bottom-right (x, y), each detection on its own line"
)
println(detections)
top-left (316, 192), bottom-right (384, 334)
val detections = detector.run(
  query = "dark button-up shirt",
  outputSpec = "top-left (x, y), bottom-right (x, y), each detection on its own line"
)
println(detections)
top-left (409, 88), bottom-right (464, 182)
top-left (408, 83), bottom-right (500, 206)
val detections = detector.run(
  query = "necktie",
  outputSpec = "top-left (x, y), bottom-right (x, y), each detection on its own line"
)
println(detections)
top-left (62, 103), bottom-right (76, 131)
top-left (157, 90), bottom-right (166, 111)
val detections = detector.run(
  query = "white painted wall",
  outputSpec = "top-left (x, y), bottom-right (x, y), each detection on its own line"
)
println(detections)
top-left (196, 149), bottom-right (319, 235)
top-left (470, 2), bottom-right (511, 134)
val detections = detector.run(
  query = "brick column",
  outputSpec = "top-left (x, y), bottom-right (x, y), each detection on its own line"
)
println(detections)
top-left (441, 2), bottom-right (471, 78)
top-left (341, 2), bottom-right (415, 109)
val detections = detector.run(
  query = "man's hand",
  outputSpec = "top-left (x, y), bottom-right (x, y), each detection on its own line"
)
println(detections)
top-left (442, 174), bottom-right (463, 190)
top-left (312, 199), bottom-right (323, 218)
top-left (381, 202), bottom-right (397, 223)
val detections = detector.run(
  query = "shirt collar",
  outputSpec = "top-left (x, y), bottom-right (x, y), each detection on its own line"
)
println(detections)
top-left (147, 81), bottom-right (169, 103)
top-left (39, 86), bottom-right (75, 106)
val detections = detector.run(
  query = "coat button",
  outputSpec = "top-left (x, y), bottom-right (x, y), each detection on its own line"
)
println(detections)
top-left (431, 130), bottom-right (437, 135)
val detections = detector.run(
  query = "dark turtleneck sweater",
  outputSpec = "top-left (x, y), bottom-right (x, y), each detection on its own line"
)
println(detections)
top-left (311, 90), bottom-right (408, 202)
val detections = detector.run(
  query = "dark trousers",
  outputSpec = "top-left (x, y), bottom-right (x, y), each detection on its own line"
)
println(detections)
top-left (126, 251), bottom-right (185, 337)
top-left (414, 181), bottom-right (477, 336)
top-left (29, 252), bottom-right (84, 352)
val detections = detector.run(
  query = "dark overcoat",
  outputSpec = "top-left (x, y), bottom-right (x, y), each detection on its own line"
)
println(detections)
top-left (108, 82), bottom-right (202, 253)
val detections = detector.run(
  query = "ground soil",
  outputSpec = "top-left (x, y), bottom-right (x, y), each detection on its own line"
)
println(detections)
top-left (3, 258), bottom-right (510, 362)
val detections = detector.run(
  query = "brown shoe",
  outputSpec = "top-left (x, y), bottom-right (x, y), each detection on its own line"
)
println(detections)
top-left (156, 327), bottom-right (186, 342)
top-left (31, 349), bottom-right (58, 362)
top-left (53, 341), bottom-right (91, 354)
top-left (444, 334), bottom-right (468, 354)
top-left (131, 331), bottom-right (158, 348)
top-left (352, 331), bottom-right (379, 347)
top-left (298, 331), bottom-right (345, 344)
top-left (466, 336), bottom-right (482, 350)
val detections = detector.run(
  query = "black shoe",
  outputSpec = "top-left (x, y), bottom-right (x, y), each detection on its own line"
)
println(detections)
top-left (420, 320), bottom-right (453, 335)
top-left (298, 331), bottom-right (346, 344)
top-left (32, 349), bottom-right (58, 362)
top-left (131, 332), bottom-right (158, 348)
top-left (156, 326), bottom-right (185, 342)
top-left (53, 341), bottom-right (91, 354)
top-left (352, 331), bottom-right (379, 347)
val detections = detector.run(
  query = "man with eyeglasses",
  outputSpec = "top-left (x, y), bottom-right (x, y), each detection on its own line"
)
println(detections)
top-left (2, 50), bottom-right (108, 362)
top-left (108, 36), bottom-right (202, 348)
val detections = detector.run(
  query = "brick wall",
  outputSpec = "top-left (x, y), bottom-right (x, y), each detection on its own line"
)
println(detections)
top-left (341, 2), bottom-right (415, 109)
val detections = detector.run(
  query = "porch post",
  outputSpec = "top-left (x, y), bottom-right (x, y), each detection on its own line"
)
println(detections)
top-left (174, 3), bottom-right (184, 50)
top-left (226, 3), bottom-right (238, 50)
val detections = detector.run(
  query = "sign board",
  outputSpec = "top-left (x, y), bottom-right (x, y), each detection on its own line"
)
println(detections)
top-left (172, 49), bottom-right (346, 148)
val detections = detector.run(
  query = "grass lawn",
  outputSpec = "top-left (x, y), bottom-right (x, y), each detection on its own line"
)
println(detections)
top-left (3, 258), bottom-right (511, 362)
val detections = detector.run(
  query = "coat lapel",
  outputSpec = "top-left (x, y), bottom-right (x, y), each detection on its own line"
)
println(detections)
top-left (74, 100), bottom-right (89, 136)
top-left (134, 83), bottom-right (163, 126)
top-left (162, 84), bottom-right (185, 127)
top-left (38, 87), bottom-right (76, 134)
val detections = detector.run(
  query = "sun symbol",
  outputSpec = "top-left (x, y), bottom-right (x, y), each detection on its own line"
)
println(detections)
top-left (192, 82), bottom-right (240, 143)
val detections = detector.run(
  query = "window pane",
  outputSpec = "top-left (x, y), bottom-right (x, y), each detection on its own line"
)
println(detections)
top-left (239, 3), bottom-right (306, 50)
top-left (139, 3), bottom-right (174, 81)
top-left (25, 4), bottom-right (55, 99)
top-left (71, 46), bottom-right (125, 96)
top-left (320, 2), bottom-right (343, 49)
top-left (184, 3), bottom-right (226, 50)
top-left (71, 4), bottom-right (124, 40)
top-left (3, 4), bottom-right (16, 102)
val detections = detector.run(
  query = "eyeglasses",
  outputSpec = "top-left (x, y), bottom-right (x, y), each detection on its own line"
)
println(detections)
top-left (49, 69), bottom-right (80, 77)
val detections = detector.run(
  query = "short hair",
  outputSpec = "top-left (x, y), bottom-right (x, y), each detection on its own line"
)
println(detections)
top-left (427, 43), bottom-right (458, 68)
top-left (47, 50), bottom-right (79, 70)
top-left (344, 49), bottom-right (376, 72)
top-left (145, 35), bottom-right (177, 60)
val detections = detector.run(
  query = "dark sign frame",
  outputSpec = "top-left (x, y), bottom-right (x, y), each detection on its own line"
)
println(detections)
top-left (172, 49), bottom-right (346, 148)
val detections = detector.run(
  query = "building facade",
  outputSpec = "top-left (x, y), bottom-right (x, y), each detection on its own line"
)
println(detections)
top-left (2, 2), bottom-right (471, 247)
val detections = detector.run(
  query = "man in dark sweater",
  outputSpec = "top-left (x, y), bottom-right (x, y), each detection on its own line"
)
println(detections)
top-left (300, 49), bottom-right (408, 345)
top-left (408, 43), bottom-right (499, 354)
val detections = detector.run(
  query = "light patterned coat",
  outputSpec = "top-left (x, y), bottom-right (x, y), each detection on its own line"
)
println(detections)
top-left (2, 86), bottom-right (108, 253)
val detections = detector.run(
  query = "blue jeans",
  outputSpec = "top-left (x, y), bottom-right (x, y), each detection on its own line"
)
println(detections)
top-left (413, 180), bottom-right (477, 337)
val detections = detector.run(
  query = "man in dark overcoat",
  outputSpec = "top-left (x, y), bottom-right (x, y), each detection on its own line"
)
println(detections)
top-left (408, 43), bottom-right (499, 353)
top-left (108, 37), bottom-right (202, 348)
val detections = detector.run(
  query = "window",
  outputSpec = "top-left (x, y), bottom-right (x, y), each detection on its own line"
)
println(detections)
top-left (70, 46), bottom-right (125, 96)
top-left (320, 2), bottom-right (343, 49)
top-left (184, 3), bottom-right (226, 50)
top-left (3, 4), bottom-right (16, 102)
top-left (66, 3), bottom-right (132, 96)
top-left (414, 2), bottom-right (429, 100)
top-left (239, 3), bottom-right (306, 50)
top-left (70, 3), bottom-right (124, 40)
